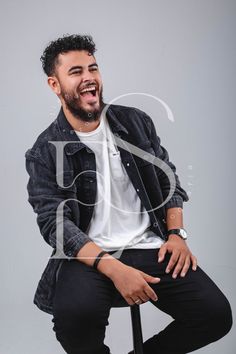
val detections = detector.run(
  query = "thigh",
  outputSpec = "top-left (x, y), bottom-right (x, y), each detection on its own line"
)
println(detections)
top-left (154, 266), bottom-right (228, 320)
top-left (52, 259), bottom-right (115, 354)
top-left (52, 259), bottom-right (115, 325)
top-left (135, 250), bottom-right (231, 324)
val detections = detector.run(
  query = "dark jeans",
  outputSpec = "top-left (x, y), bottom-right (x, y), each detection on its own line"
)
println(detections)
top-left (52, 248), bottom-right (232, 354)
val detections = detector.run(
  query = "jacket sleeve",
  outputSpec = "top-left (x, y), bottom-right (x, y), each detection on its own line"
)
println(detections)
top-left (25, 150), bottom-right (92, 258)
top-left (144, 113), bottom-right (189, 210)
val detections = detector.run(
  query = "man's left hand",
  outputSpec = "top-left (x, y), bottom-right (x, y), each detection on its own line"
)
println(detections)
top-left (158, 234), bottom-right (197, 278)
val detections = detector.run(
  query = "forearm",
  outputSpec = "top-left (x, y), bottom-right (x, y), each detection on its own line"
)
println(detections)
top-left (166, 207), bottom-right (184, 231)
top-left (75, 241), bottom-right (125, 278)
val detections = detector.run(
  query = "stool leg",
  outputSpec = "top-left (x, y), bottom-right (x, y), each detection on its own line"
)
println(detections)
top-left (130, 305), bottom-right (144, 354)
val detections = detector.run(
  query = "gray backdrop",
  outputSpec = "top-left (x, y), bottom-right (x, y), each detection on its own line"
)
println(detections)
top-left (1, 0), bottom-right (235, 353)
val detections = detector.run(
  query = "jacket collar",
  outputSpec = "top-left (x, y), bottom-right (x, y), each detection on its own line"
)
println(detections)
top-left (56, 104), bottom-right (129, 155)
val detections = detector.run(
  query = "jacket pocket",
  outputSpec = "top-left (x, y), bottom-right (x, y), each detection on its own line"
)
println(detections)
top-left (56, 170), bottom-right (77, 192)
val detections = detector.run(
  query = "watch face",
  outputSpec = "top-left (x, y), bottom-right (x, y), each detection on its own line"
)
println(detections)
top-left (179, 228), bottom-right (187, 239)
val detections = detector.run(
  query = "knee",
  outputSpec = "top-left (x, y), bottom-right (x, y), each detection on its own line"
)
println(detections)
top-left (215, 296), bottom-right (233, 338)
top-left (204, 293), bottom-right (233, 341)
top-left (53, 300), bottom-right (108, 332)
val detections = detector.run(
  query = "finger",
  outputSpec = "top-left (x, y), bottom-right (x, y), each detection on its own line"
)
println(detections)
top-left (144, 285), bottom-right (158, 302)
top-left (131, 297), bottom-right (143, 305)
top-left (139, 292), bottom-right (150, 303)
top-left (131, 289), bottom-right (150, 303)
top-left (191, 254), bottom-right (198, 271)
top-left (166, 252), bottom-right (180, 273)
top-left (172, 255), bottom-right (186, 278)
top-left (145, 276), bottom-right (161, 284)
top-left (180, 256), bottom-right (191, 277)
top-left (139, 270), bottom-right (161, 284)
top-left (158, 245), bottom-right (167, 263)
top-left (126, 297), bottom-right (135, 306)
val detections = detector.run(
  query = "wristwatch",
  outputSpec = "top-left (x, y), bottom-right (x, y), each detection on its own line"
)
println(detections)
top-left (166, 228), bottom-right (188, 240)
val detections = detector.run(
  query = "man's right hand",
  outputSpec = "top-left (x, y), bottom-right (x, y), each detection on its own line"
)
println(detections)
top-left (108, 263), bottom-right (160, 306)
top-left (76, 243), bottom-right (160, 305)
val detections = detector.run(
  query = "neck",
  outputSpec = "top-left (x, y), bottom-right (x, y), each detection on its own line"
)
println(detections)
top-left (62, 102), bottom-right (101, 133)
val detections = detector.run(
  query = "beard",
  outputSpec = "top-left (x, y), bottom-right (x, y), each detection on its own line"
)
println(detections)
top-left (60, 84), bottom-right (105, 122)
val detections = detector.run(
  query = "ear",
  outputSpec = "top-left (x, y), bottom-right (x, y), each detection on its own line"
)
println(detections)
top-left (47, 76), bottom-right (61, 96)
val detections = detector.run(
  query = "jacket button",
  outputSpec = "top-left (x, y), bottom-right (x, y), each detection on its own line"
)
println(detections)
top-left (153, 222), bottom-right (159, 227)
top-left (136, 188), bottom-right (140, 192)
top-left (126, 163), bottom-right (130, 167)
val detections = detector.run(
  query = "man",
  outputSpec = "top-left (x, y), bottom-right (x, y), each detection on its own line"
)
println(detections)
top-left (25, 34), bottom-right (232, 354)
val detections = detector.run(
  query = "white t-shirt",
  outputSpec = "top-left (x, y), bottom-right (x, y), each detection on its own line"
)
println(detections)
top-left (75, 113), bottom-right (164, 251)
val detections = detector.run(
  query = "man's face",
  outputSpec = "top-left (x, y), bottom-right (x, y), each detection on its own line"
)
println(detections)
top-left (54, 50), bottom-right (104, 122)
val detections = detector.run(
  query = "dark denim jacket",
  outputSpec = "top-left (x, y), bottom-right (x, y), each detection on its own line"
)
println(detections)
top-left (25, 104), bottom-right (189, 315)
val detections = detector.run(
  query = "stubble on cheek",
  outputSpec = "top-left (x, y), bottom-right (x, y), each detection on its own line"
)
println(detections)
top-left (64, 89), bottom-right (81, 105)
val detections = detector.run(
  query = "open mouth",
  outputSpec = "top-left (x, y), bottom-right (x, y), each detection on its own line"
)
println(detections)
top-left (80, 86), bottom-right (97, 98)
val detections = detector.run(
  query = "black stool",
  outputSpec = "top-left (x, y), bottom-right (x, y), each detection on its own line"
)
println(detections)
top-left (130, 304), bottom-right (144, 354)
top-left (111, 293), bottom-right (144, 354)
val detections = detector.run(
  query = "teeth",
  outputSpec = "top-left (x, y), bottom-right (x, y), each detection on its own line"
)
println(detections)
top-left (80, 86), bottom-right (96, 93)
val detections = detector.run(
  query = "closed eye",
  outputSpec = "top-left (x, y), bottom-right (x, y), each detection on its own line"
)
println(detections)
top-left (70, 70), bottom-right (81, 75)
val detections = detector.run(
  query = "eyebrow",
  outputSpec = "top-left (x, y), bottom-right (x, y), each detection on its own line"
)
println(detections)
top-left (68, 63), bottom-right (98, 73)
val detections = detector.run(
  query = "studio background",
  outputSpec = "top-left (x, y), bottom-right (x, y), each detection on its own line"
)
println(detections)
top-left (1, 0), bottom-right (235, 353)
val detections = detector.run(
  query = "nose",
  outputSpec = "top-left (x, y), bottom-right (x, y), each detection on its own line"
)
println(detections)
top-left (81, 69), bottom-right (95, 83)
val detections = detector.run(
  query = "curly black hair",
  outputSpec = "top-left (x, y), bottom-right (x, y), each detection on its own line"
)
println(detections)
top-left (40, 34), bottom-right (96, 76)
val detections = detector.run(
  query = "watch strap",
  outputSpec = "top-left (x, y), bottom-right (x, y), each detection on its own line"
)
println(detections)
top-left (167, 228), bottom-right (182, 235)
top-left (166, 228), bottom-right (187, 240)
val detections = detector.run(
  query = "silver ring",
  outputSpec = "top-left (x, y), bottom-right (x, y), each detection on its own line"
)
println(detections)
top-left (135, 299), bottom-right (141, 304)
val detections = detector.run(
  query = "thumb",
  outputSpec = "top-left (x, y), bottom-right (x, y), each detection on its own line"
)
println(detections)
top-left (141, 271), bottom-right (160, 283)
